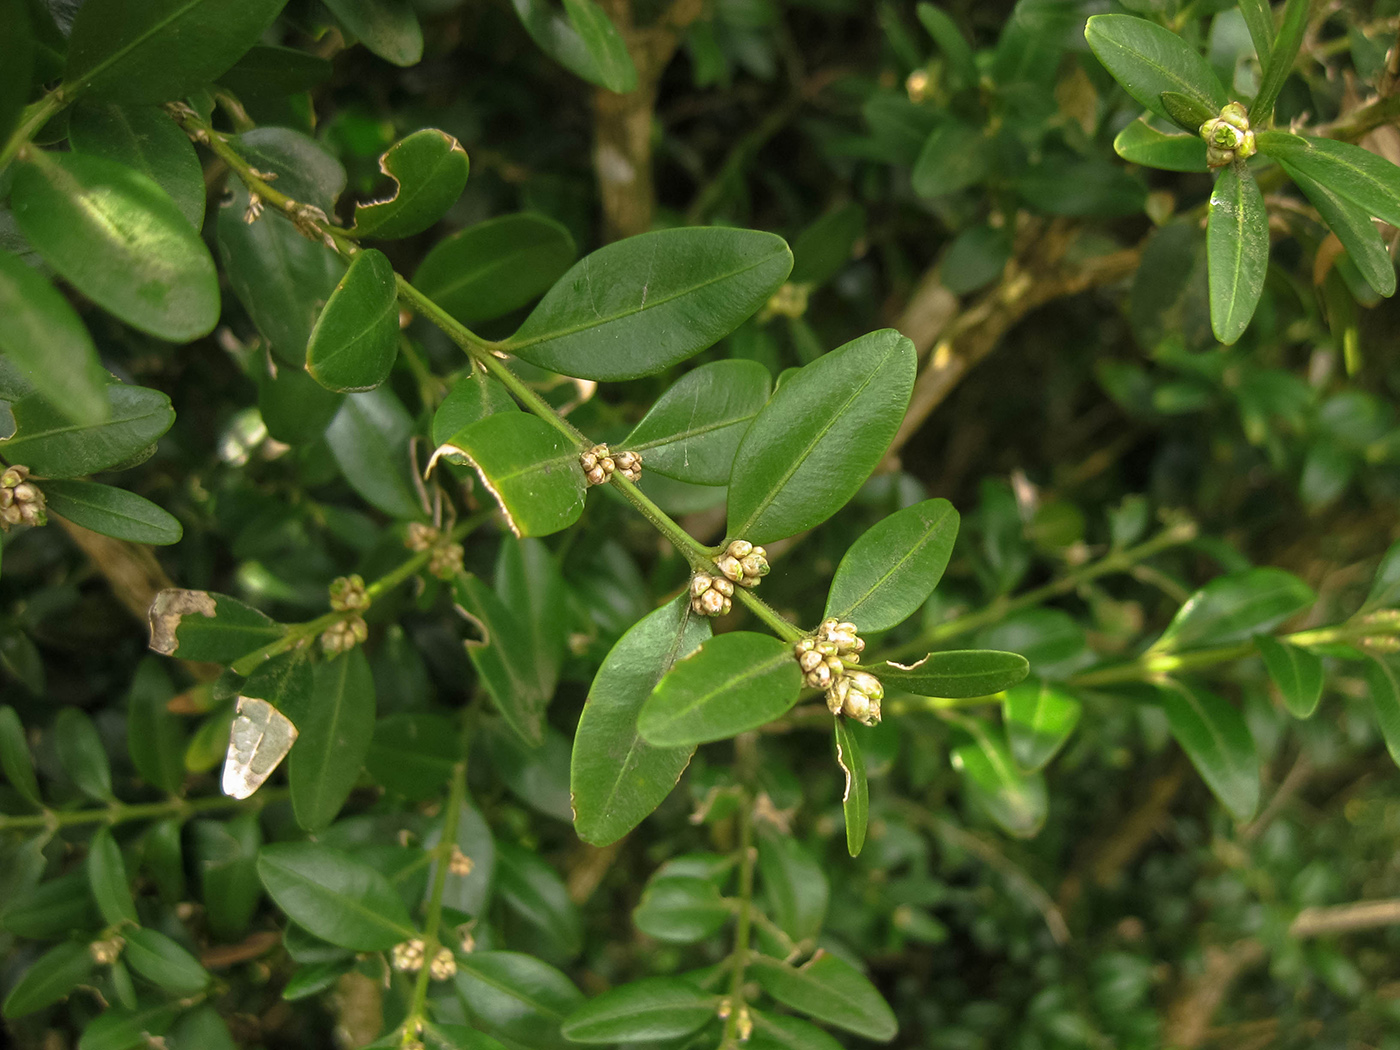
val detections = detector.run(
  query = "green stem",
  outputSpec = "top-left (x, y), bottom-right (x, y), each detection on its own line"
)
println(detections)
top-left (0, 90), bottom-right (65, 175)
top-left (0, 789), bottom-right (284, 834)
top-left (735, 588), bottom-right (804, 643)
top-left (608, 474), bottom-right (715, 571)
top-left (720, 788), bottom-right (757, 1048)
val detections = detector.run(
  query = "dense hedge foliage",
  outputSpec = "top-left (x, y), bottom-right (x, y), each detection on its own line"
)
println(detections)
top-left (4, 0), bottom-right (1400, 1047)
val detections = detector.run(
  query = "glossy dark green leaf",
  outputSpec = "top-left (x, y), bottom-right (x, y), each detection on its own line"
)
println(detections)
top-left (0, 0), bottom-right (33, 147)
top-left (632, 875), bottom-right (730, 942)
top-left (825, 498), bottom-right (958, 632)
top-left (1002, 678), bottom-right (1082, 772)
top-left (1256, 635), bottom-right (1323, 719)
top-left (453, 950), bottom-right (583, 1050)
top-left (68, 103), bottom-right (205, 229)
top-left (1113, 119), bottom-right (1210, 173)
top-left (352, 129), bottom-right (469, 239)
top-left (639, 632), bottom-right (803, 747)
top-left (87, 828), bottom-right (137, 925)
top-left (748, 952), bottom-right (897, 1040)
top-left (78, 1000), bottom-right (180, 1050)
top-left (510, 0), bottom-right (638, 93)
top-left (217, 45), bottom-right (333, 98)
top-left (1258, 131), bottom-right (1400, 229)
top-left (431, 798), bottom-right (495, 917)
top-left (62, 0), bottom-right (288, 102)
top-left (191, 814), bottom-right (262, 940)
top-left (123, 928), bottom-right (208, 995)
top-left (624, 360), bottom-right (771, 486)
top-left (12, 151), bottom-right (218, 341)
top-left (305, 249), bottom-right (400, 393)
top-left (912, 121), bottom-right (988, 198)
top-left (257, 359), bottom-right (344, 444)
top-left (756, 827), bottom-right (827, 942)
top-left (290, 648), bottom-right (376, 831)
top-left (1364, 655), bottom-right (1400, 769)
top-left (0, 382), bottom-right (173, 478)
top-left (1249, 0), bottom-right (1307, 125)
top-left (56, 707), bottom-right (114, 802)
top-left (561, 978), bottom-right (718, 1043)
top-left (1084, 14), bottom-right (1228, 122)
top-left (916, 3), bottom-right (977, 89)
top-left (0, 704), bottom-right (41, 806)
top-left (728, 329), bottom-right (915, 545)
top-left (1207, 164), bottom-right (1269, 345)
top-left (258, 841), bottom-right (415, 950)
top-left (324, 0), bottom-right (422, 66)
top-left (1, 870), bottom-right (100, 938)
top-left (504, 228), bottom-right (792, 382)
top-left (1283, 161), bottom-right (1396, 297)
top-left (879, 649), bottom-right (1030, 698)
top-left (1159, 90), bottom-right (1216, 132)
top-left (834, 717), bottom-right (869, 856)
top-left (1, 940), bottom-right (93, 1018)
top-left (950, 716), bottom-right (1047, 838)
top-left (431, 372), bottom-right (518, 446)
top-left (487, 723), bottom-right (572, 821)
top-left (572, 597), bottom-right (710, 845)
top-left (326, 388), bottom-right (423, 520)
top-left (148, 589), bottom-right (283, 663)
top-left (453, 572), bottom-right (551, 745)
top-left (234, 127), bottom-right (347, 214)
top-left (433, 413), bottom-right (585, 538)
top-left (1158, 679), bottom-right (1259, 820)
top-left (495, 840), bottom-right (583, 958)
top-left (1154, 568), bottom-right (1314, 651)
top-left (414, 213), bottom-right (576, 327)
top-left (790, 202), bottom-right (866, 287)
top-left (749, 1010), bottom-right (846, 1050)
top-left (0, 249), bottom-right (108, 426)
top-left (41, 480), bottom-right (182, 545)
top-left (496, 537), bottom-right (568, 705)
top-left (126, 658), bottom-right (185, 795)
top-left (365, 712), bottom-right (458, 800)
top-left (1365, 540), bottom-right (1400, 612)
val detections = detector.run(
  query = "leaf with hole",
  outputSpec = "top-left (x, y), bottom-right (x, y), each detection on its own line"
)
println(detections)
top-left (834, 717), bottom-right (869, 857)
top-left (880, 649), bottom-right (1029, 698)
top-left (148, 589), bottom-right (283, 664)
top-left (352, 129), bottom-right (470, 240)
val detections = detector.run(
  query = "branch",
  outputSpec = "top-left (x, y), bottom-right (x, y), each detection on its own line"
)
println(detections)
top-left (1290, 898), bottom-right (1400, 938)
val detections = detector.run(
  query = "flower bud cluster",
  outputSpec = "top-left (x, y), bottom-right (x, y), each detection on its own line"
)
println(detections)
top-left (794, 619), bottom-right (884, 726)
top-left (1200, 102), bottom-right (1256, 168)
top-left (0, 465), bottom-right (47, 531)
top-left (329, 574), bottom-right (371, 612)
top-left (90, 936), bottom-right (125, 965)
top-left (391, 938), bottom-right (425, 971)
top-left (714, 539), bottom-right (770, 590)
top-left (690, 571), bottom-right (734, 617)
top-left (405, 523), bottom-right (464, 579)
top-left (448, 845), bottom-right (474, 876)
top-left (580, 444), bottom-right (642, 486)
top-left (322, 616), bottom-right (368, 655)
top-left (428, 946), bottom-right (457, 980)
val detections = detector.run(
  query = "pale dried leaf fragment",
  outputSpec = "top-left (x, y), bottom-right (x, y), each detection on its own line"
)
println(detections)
top-left (148, 588), bottom-right (217, 655)
top-left (222, 696), bottom-right (299, 799)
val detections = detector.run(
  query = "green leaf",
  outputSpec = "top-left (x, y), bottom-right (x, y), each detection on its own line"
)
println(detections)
top-left (68, 103), bottom-right (205, 230)
top-left (510, 0), bottom-right (638, 93)
top-left (62, 0), bottom-right (289, 102)
top-left (56, 708), bottom-right (114, 802)
top-left (1002, 678), bottom-right (1082, 772)
top-left (0, 704), bottom-right (41, 806)
top-left (1282, 161), bottom-right (1396, 297)
top-left (123, 928), bottom-right (208, 995)
top-left (431, 799), bottom-right (495, 917)
top-left (40, 480), bottom-right (182, 545)
top-left (257, 842), bottom-right (415, 950)
top-left (167, 1004), bottom-right (238, 1050)
top-left (11, 151), bottom-right (219, 341)
top-left (638, 632), bottom-right (803, 747)
top-left (916, 3), bottom-right (977, 90)
top-left (941, 224), bottom-right (1012, 294)
top-left (0, 381), bottom-right (173, 478)
top-left (834, 717), bottom-right (869, 857)
top-left (561, 978), bottom-right (718, 1043)
top-left (258, 360), bottom-right (344, 445)
top-left (1255, 635), bottom-right (1324, 719)
top-left (1158, 679), bottom-right (1260, 820)
top-left (1084, 14), bottom-right (1229, 122)
top-left (365, 712), bottom-right (458, 800)
top-left (950, 716), bottom-right (1047, 837)
top-left (825, 498), bottom-right (958, 633)
top-left (78, 1001), bottom-right (180, 1050)
top-left (756, 827), bottom-right (828, 942)
top-left (1249, 0), bottom-right (1307, 126)
top-left (572, 597), bottom-right (711, 845)
top-left (790, 202), bottom-right (867, 288)
top-left (414, 213), bottom-right (576, 327)
top-left (148, 589), bottom-right (283, 663)
top-left (234, 127), bottom-right (347, 215)
top-left (748, 952), bottom-right (897, 1041)
top-left (0, 0), bottom-right (34, 148)
top-left (323, 0), bottom-right (422, 66)
top-left (1, 940), bottom-right (93, 1018)
top-left (1365, 540), bottom-right (1400, 611)
top-left (290, 649), bottom-right (376, 831)
top-left (421, 1024), bottom-right (511, 1050)
top-left (748, 1010), bottom-right (846, 1050)
top-left (453, 573), bottom-right (551, 745)
top-left (352, 130), bottom-right (470, 240)
top-left (487, 724), bottom-right (573, 821)
top-left (126, 658), bottom-right (185, 795)
top-left (87, 828), bottom-right (137, 925)
top-left (1257, 131), bottom-right (1400, 229)
top-left (453, 951), bottom-right (583, 1050)
top-left (190, 814), bottom-right (262, 940)
top-left (433, 413), bottom-right (585, 538)
top-left (504, 227), bottom-right (792, 382)
top-left (1237, 0), bottom-right (1274, 62)
top-left (624, 360), bottom-right (772, 486)
top-left (1154, 568), bottom-right (1314, 651)
top-left (1159, 90), bottom-right (1216, 132)
top-left (431, 372), bottom-right (519, 447)
top-left (1, 871), bottom-right (101, 939)
top-left (326, 388), bottom-right (424, 520)
top-left (217, 45), bottom-right (334, 99)
top-left (632, 875), bottom-right (730, 943)
top-left (495, 841), bottom-right (583, 958)
top-left (0, 250), bottom-right (109, 426)
top-left (1207, 163), bottom-right (1269, 345)
top-left (728, 329), bottom-right (916, 545)
top-left (305, 249), bottom-right (400, 393)
top-left (912, 121), bottom-right (988, 198)
top-left (496, 537), bottom-right (569, 706)
top-left (1364, 655), bottom-right (1400, 769)
top-left (1113, 119), bottom-right (1210, 173)
top-left (879, 649), bottom-right (1030, 698)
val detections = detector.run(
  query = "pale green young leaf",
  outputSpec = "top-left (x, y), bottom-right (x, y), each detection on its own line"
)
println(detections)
top-left (1255, 635), bottom-right (1324, 718)
top-left (950, 716), bottom-right (1047, 838)
top-left (1158, 679), bottom-right (1260, 820)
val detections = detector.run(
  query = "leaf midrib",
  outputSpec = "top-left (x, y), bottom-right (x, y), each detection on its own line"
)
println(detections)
top-left (835, 504), bottom-right (953, 624)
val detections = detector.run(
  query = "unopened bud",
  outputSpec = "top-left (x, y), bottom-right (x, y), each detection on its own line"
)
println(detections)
top-left (429, 947), bottom-right (457, 980)
top-left (90, 937), bottom-right (125, 965)
top-left (448, 846), bottom-right (474, 876)
top-left (329, 574), bottom-right (370, 612)
top-left (405, 522), bottom-right (439, 551)
top-left (392, 938), bottom-right (426, 972)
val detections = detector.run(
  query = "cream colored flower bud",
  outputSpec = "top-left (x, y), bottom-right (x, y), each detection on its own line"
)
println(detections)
top-left (405, 521), bottom-right (439, 551)
top-left (692, 572), bottom-right (715, 598)
top-left (739, 553), bottom-right (769, 579)
top-left (11, 482), bottom-right (37, 503)
top-left (726, 539), bottom-right (753, 559)
top-left (794, 637), bottom-right (815, 654)
top-left (824, 655), bottom-right (844, 678)
top-left (429, 947), bottom-right (457, 980)
top-left (90, 937), bottom-right (125, 965)
top-left (329, 574), bottom-right (370, 612)
top-left (843, 689), bottom-right (872, 723)
top-left (586, 465), bottom-right (608, 485)
top-left (826, 677), bottom-right (848, 714)
top-left (448, 846), bottom-right (474, 876)
top-left (391, 938), bottom-right (426, 972)
top-left (715, 555), bottom-right (744, 583)
top-left (816, 640), bottom-right (839, 657)
top-left (806, 662), bottom-right (833, 690)
top-left (712, 576), bottom-right (734, 598)
top-left (799, 649), bottom-right (824, 673)
top-left (699, 589), bottom-right (728, 616)
top-left (580, 451), bottom-right (598, 471)
top-left (18, 502), bottom-right (45, 527)
top-left (0, 465), bottom-right (28, 488)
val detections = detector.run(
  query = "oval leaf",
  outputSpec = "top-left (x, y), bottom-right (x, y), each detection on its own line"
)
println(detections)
top-left (123, 928), bottom-right (209, 995)
top-left (748, 952), bottom-right (897, 1041)
top-left (1084, 14), bottom-right (1229, 122)
top-left (0, 382), bottom-right (173, 478)
top-left (290, 649), bottom-right (376, 831)
top-left (306, 249), bottom-right (400, 393)
top-left (1112, 119), bottom-right (1209, 173)
top-left (950, 716), bottom-right (1047, 838)
top-left (880, 650), bottom-right (1030, 699)
top-left (1158, 679), bottom-right (1260, 821)
top-left (68, 103), bottom-right (205, 230)
top-left (257, 841), bottom-right (415, 950)
top-left (0, 704), bottom-right (42, 806)
top-left (87, 828), bottom-right (137, 925)
top-left (323, 0), bottom-right (423, 66)
top-left (352, 129), bottom-right (469, 240)
top-left (510, 0), bottom-right (638, 92)
top-left (1207, 164), bottom-right (1269, 345)
top-left (1, 940), bottom-right (94, 1018)
top-left (56, 708), bottom-right (114, 802)
top-left (453, 951), bottom-right (583, 1050)
top-left (1154, 568), bottom-right (1314, 651)
top-left (1282, 161), bottom-right (1396, 297)
top-left (40, 480), bottom-right (182, 545)
top-left (632, 875), bottom-right (730, 943)
top-left (825, 498), bottom-right (958, 632)
top-left (1364, 654), bottom-right (1400, 769)
top-left (562, 978), bottom-right (718, 1043)
top-left (1255, 635), bottom-right (1323, 719)
top-left (756, 827), bottom-right (828, 942)
top-left (1002, 678), bottom-right (1082, 772)
top-left (453, 573), bottom-right (551, 746)
top-left (1258, 131), bottom-right (1400, 229)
